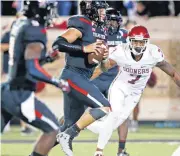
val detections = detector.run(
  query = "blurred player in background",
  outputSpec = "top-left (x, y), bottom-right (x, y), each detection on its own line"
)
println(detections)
top-left (88, 25), bottom-right (180, 156)
top-left (90, 7), bottom-right (130, 156)
top-left (1, 12), bottom-right (35, 135)
top-left (52, 1), bottom-right (111, 156)
top-left (1, 1), bottom-right (70, 156)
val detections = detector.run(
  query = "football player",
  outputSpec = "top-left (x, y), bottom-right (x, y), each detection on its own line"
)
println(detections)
top-left (52, 1), bottom-right (111, 156)
top-left (1, 1), bottom-right (69, 156)
top-left (90, 7), bottom-right (129, 156)
top-left (87, 25), bottom-right (180, 156)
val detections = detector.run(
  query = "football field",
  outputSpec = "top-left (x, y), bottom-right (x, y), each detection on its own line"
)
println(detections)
top-left (1, 125), bottom-right (180, 156)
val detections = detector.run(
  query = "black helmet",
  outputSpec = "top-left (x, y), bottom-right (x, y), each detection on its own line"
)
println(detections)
top-left (23, 0), bottom-right (58, 27)
top-left (80, 0), bottom-right (109, 26)
top-left (106, 7), bottom-right (123, 35)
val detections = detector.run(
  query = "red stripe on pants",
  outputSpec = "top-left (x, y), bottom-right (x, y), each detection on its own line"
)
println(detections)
top-left (35, 110), bottom-right (42, 119)
top-left (67, 79), bottom-right (88, 96)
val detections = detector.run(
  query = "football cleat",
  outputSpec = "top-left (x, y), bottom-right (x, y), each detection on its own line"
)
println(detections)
top-left (57, 132), bottom-right (73, 156)
top-left (117, 149), bottom-right (130, 156)
top-left (94, 151), bottom-right (104, 156)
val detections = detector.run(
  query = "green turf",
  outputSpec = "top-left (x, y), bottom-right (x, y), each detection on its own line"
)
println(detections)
top-left (2, 125), bottom-right (180, 141)
top-left (1, 143), bottom-right (179, 156)
top-left (1, 126), bottom-right (180, 156)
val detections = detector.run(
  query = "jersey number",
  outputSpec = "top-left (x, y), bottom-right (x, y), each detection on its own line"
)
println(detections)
top-left (128, 75), bottom-right (142, 84)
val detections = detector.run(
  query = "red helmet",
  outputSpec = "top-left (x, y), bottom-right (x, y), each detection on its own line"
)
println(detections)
top-left (128, 25), bottom-right (150, 39)
top-left (128, 25), bottom-right (150, 55)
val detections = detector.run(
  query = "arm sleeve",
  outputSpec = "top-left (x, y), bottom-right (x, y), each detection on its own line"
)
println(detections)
top-left (26, 59), bottom-right (59, 87)
top-left (52, 16), bottom-right (87, 54)
top-left (52, 36), bottom-right (83, 54)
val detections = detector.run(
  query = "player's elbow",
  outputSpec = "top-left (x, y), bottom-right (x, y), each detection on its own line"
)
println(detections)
top-left (52, 36), bottom-right (68, 52)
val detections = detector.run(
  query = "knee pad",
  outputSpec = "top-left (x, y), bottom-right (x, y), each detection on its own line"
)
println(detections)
top-left (89, 108), bottom-right (108, 120)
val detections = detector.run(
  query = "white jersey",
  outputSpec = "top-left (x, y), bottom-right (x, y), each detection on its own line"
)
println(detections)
top-left (109, 43), bottom-right (164, 94)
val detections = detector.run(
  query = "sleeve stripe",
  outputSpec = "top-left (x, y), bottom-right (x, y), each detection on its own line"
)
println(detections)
top-left (79, 18), bottom-right (92, 25)
top-left (34, 59), bottom-right (51, 79)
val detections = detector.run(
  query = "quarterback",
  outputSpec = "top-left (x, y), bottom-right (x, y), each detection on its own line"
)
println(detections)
top-left (87, 25), bottom-right (180, 156)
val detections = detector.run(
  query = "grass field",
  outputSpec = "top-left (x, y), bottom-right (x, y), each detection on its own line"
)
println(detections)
top-left (1, 125), bottom-right (180, 156)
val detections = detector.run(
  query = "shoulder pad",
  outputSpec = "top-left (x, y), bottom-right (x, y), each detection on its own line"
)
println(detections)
top-left (24, 23), bottom-right (47, 46)
top-left (68, 15), bottom-right (91, 35)
top-left (149, 44), bottom-right (164, 62)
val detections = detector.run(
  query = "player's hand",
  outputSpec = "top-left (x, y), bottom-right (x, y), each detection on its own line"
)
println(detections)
top-left (58, 79), bottom-right (71, 93)
top-left (102, 48), bottom-right (109, 61)
top-left (46, 50), bottom-right (59, 63)
top-left (83, 41), bottom-right (106, 55)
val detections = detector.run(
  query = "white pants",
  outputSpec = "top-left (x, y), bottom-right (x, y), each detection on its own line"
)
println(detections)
top-left (171, 146), bottom-right (180, 156)
top-left (87, 81), bottom-right (141, 149)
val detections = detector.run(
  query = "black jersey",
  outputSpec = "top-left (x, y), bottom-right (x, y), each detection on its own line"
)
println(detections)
top-left (65, 15), bottom-right (108, 78)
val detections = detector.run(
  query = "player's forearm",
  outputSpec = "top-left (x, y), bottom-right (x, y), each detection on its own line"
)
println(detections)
top-left (173, 72), bottom-right (180, 87)
top-left (52, 36), bottom-right (83, 54)
top-left (157, 60), bottom-right (180, 87)
top-left (1, 43), bottom-right (9, 52)
top-left (26, 59), bottom-right (60, 87)
top-left (100, 59), bottom-right (110, 72)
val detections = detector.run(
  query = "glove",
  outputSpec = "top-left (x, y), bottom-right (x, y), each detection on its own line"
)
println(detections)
top-left (45, 50), bottom-right (59, 63)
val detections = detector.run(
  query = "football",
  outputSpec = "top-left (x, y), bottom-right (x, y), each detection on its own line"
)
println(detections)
top-left (88, 52), bottom-right (104, 64)
top-left (88, 45), bottom-right (107, 64)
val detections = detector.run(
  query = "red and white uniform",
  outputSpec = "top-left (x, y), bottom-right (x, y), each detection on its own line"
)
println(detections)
top-left (87, 43), bottom-right (164, 149)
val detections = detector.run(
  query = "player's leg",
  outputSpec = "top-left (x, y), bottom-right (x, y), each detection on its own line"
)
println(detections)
top-left (1, 84), bottom-right (13, 133)
top-left (2, 85), bottom-right (60, 156)
top-left (92, 77), bottom-right (107, 96)
top-left (130, 102), bottom-right (140, 132)
top-left (87, 76), bottom-right (113, 134)
top-left (93, 84), bottom-right (125, 156)
top-left (57, 70), bottom-right (111, 155)
top-left (117, 119), bottom-right (129, 156)
top-left (60, 92), bottom-right (85, 132)
top-left (26, 97), bottom-right (60, 156)
top-left (1, 108), bottom-right (13, 133)
top-left (94, 86), bottom-right (142, 156)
